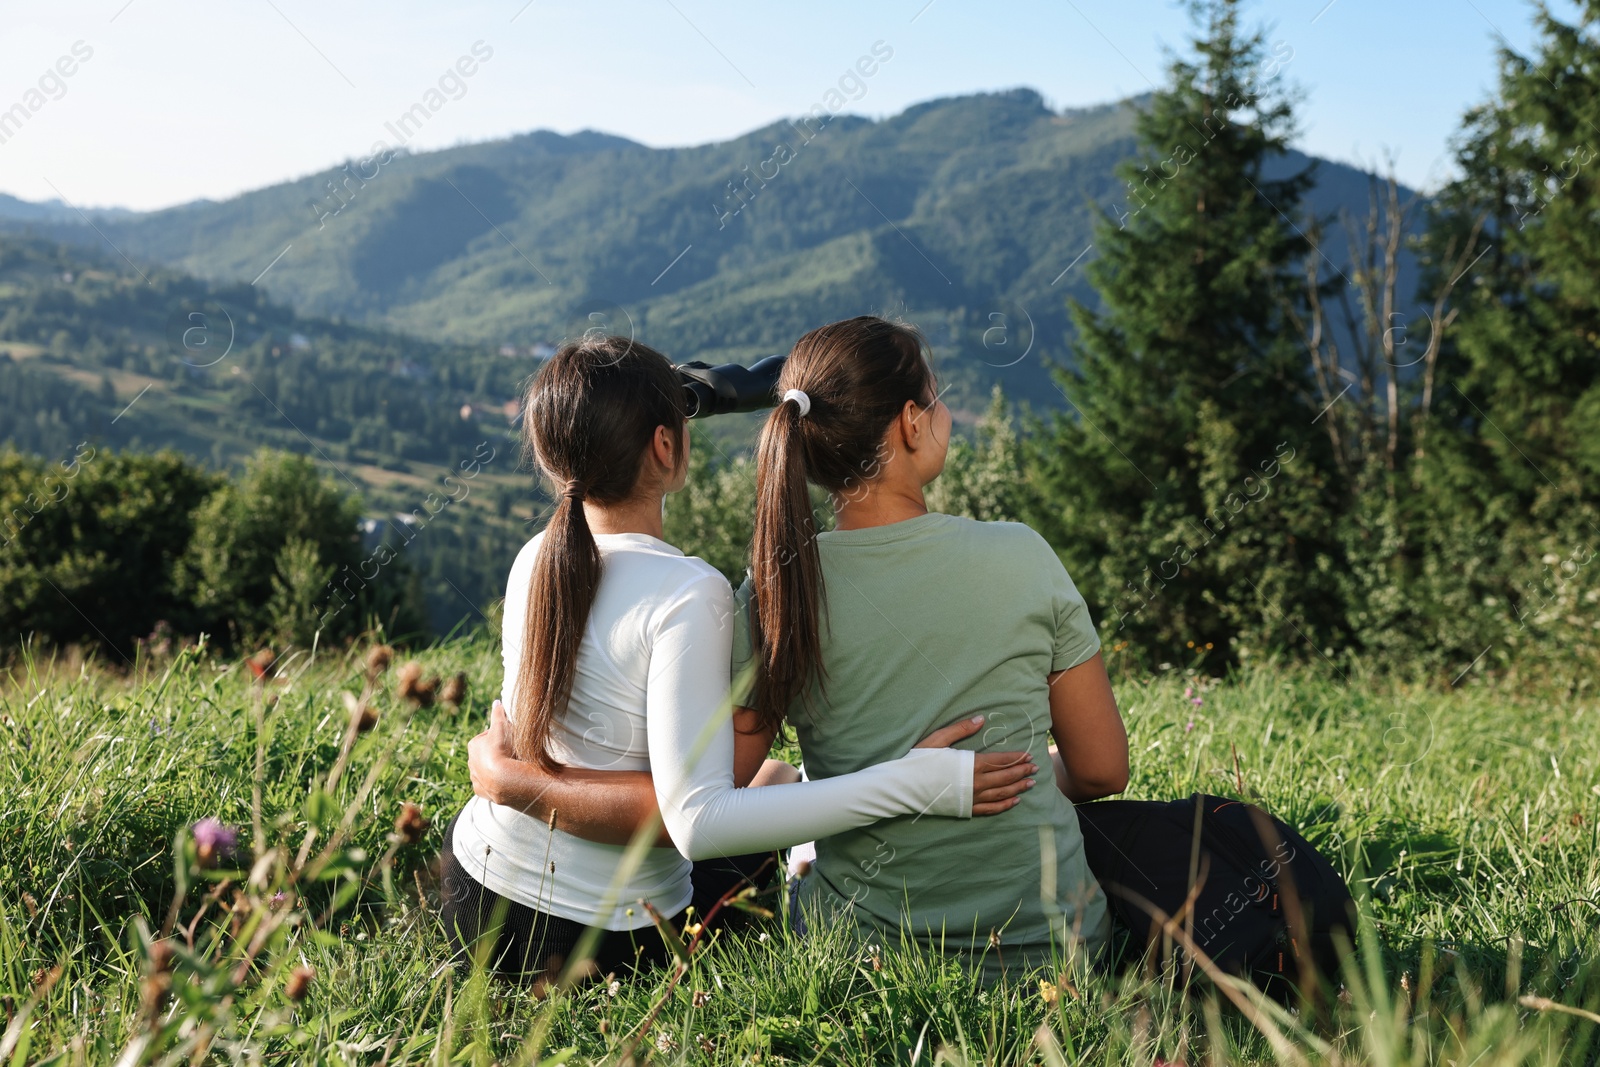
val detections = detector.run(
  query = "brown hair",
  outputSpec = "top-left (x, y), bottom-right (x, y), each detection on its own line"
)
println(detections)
top-left (513, 335), bottom-right (685, 767)
top-left (748, 316), bottom-right (936, 731)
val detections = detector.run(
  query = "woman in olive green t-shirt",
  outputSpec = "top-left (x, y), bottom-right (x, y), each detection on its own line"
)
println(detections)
top-left (464, 315), bottom-right (1130, 979)
top-left (736, 315), bottom-right (1131, 978)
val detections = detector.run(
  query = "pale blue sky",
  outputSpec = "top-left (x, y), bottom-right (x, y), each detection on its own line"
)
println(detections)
top-left (0, 0), bottom-right (1576, 211)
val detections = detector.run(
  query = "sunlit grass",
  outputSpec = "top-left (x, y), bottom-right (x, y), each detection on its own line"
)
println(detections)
top-left (2, 637), bottom-right (1598, 1065)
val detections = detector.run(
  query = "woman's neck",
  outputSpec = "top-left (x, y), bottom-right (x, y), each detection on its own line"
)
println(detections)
top-left (583, 495), bottom-right (666, 540)
top-left (832, 479), bottom-right (929, 531)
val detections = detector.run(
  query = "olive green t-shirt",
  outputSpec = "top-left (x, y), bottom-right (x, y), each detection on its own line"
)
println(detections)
top-left (732, 513), bottom-right (1110, 975)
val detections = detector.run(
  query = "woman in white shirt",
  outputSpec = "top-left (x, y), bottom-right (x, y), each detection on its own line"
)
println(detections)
top-left (442, 335), bottom-right (1038, 981)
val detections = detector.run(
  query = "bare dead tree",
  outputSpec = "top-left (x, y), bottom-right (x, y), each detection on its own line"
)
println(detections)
top-left (1283, 163), bottom-right (1487, 494)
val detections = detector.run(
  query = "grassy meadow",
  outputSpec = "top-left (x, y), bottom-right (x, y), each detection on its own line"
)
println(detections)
top-left (2, 638), bottom-right (1598, 1066)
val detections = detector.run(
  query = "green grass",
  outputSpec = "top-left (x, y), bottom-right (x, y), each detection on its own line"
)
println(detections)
top-left (3, 638), bottom-right (1599, 1065)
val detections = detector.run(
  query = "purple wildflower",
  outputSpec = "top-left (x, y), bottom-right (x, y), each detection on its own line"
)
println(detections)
top-left (1191, 696), bottom-right (1203, 707)
top-left (1185, 720), bottom-right (1196, 733)
top-left (192, 817), bottom-right (239, 868)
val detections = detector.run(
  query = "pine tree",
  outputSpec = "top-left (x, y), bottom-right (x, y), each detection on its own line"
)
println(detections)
top-left (1026, 0), bottom-right (1341, 665)
top-left (1412, 1), bottom-right (1600, 677)
top-left (926, 385), bottom-right (1027, 523)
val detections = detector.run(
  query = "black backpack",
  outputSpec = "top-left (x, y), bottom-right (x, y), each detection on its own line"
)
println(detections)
top-left (1074, 794), bottom-right (1355, 1001)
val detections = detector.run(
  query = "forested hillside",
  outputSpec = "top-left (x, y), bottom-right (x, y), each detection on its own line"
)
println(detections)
top-left (1, 90), bottom-right (1408, 413)
top-left (0, 235), bottom-right (535, 634)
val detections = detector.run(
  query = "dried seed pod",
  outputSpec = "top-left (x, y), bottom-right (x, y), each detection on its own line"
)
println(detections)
top-left (285, 965), bottom-right (315, 1002)
top-left (148, 940), bottom-right (175, 975)
top-left (413, 675), bottom-right (439, 708)
top-left (396, 661), bottom-right (423, 702)
top-left (141, 973), bottom-right (171, 1017)
top-left (439, 672), bottom-right (467, 708)
top-left (365, 644), bottom-right (394, 677)
top-left (394, 802), bottom-right (429, 845)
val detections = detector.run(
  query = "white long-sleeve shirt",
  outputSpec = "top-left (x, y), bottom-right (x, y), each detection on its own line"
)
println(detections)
top-left (450, 531), bottom-right (973, 930)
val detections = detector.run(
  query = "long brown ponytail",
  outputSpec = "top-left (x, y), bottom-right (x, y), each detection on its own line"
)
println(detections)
top-left (514, 335), bottom-right (685, 767)
top-left (748, 316), bottom-right (935, 732)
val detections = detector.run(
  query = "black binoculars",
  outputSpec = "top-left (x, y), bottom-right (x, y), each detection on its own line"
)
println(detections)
top-left (676, 354), bottom-right (788, 419)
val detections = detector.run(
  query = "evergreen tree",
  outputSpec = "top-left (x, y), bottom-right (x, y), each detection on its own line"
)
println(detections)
top-left (1026, 0), bottom-right (1341, 665)
top-left (1411, 1), bottom-right (1600, 678)
top-left (926, 385), bottom-right (1027, 523)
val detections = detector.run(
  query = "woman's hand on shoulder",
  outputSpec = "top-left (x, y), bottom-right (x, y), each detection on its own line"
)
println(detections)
top-left (913, 715), bottom-right (1038, 816)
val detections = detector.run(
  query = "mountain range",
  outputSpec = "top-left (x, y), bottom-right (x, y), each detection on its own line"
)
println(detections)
top-left (0, 88), bottom-right (1412, 413)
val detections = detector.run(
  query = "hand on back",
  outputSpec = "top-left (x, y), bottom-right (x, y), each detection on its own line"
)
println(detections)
top-left (913, 715), bottom-right (1038, 816)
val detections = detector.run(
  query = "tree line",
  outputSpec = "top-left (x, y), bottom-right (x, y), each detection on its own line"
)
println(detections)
top-left (669, 0), bottom-right (1600, 687)
top-left (5, 1), bottom-right (1596, 682)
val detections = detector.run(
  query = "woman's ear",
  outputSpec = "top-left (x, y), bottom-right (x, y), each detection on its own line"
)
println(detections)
top-left (650, 424), bottom-right (679, 472)
top-left (899, 398), bottom-right (925, 452)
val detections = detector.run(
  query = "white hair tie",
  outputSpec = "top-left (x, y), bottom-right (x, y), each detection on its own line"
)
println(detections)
top-left (782, 389), bottom-right (812, 417)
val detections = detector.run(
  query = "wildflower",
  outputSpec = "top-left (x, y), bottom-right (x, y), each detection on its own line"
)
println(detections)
top-left (1039, 978), bottom-right (1060, 1005)
top-left (269, 891), bottom-right (288, 908)
top-left (758, 932), bottom-right (770, 942)
top-left (1185, 721), bottom-right (1196, 733)
top-left (192, 817), bottom-right (239, 868)
top-left (697, 1034), bottom-right (717, 1054)
top-left (440, 672), bottom-right (468, 708)
top-left (1191, 697), bottom-right (1203, 707)
top-left (365, 644), bottom-right (394, 677)
top-left (394, 802), bottom-right (430, 845)
top-left (247, 648), bottom-right (275, 680)
top-left (692, 989), bottom-right (712, 1007)
top-left (1184, 686), bottom-right (1193, 699)
top-left (654, 1031), bottom-right (677, 1053)
top-left (607, 979), bottom-right (621, 997)
top-left (285, 965), bottom-right (315, 1002)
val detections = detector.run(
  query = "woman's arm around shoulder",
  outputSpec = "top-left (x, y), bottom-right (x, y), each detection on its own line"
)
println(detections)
top-left (645, 575), bottom-right (1033, 860)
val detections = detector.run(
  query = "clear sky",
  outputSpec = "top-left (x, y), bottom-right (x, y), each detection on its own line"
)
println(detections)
top-left (0, 0), bottom-right (1576, 212)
